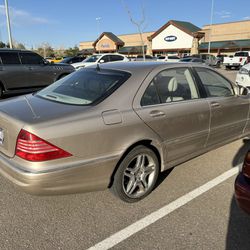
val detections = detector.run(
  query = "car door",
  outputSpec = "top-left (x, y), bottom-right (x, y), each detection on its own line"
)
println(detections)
top-left (0, 51), bottom-right (27, 90)
top-left (19, 52), bottom-right (53, 88)
top-left (133, 67), bottom-right (210, 164)
top-left (194, 67), bottom-right (249, 147)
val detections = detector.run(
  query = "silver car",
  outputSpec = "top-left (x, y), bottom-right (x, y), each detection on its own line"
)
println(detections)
top-left (0, 61), bottom-right (249, 202)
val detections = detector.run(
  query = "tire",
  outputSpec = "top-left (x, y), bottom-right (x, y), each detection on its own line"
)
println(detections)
top-left (110, 145), bottom-right (159, 203)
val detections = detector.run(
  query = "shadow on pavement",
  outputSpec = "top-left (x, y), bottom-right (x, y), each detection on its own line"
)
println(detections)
top-left (154, 167), bottom-right (174, 189)
top-left (232, 139), bottom-right (250, 167)
top-left (226, 197), bottom-right (250, 250)
top-left (226, 139), bottom-right (250, 250)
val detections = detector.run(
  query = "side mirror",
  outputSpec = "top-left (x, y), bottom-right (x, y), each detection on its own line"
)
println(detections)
top-left (42, 60), bottom-right (50, 65)
top-left (99, 59), bottom-right (105, 63)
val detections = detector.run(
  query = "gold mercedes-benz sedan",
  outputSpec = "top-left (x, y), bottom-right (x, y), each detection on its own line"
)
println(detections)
top-left (0, 61), bottom-right (249, 202)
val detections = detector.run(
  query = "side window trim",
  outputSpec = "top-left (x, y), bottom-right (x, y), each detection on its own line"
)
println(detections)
top-left (190, 67), bottom-right (208, 98)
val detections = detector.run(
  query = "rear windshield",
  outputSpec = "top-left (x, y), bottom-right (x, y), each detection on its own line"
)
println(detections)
top-left (180, 58), bottom-right (192, 62)
top-left (235, 52), bottom-right (249, 57)
top-left (36, 68), bottom-right (131, 105)
top-left (168, 56), bottom-right (179, 59)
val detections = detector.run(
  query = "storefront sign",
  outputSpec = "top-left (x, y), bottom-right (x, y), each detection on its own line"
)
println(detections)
top-left (101, 44), bottom-right (110, 48)
top-left (164, 35), bottom-right (177, 42)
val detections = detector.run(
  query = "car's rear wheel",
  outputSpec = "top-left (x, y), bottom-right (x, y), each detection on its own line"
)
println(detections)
top-left (111, 146), bottom-right (159, 202)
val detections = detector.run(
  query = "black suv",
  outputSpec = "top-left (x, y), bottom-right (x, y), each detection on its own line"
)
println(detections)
top-left (0, 49), bottom-right (75, 97)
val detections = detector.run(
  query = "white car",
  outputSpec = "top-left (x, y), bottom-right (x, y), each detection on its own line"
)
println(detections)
top-left (71, 53), bottom-right (129, 69)
top-left (157, 55), bottom-right (180, 62)
top-left (236, 63), bottom-right (250, 87)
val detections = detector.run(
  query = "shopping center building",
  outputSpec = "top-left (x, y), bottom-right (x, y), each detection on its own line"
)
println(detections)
top-left (79, 19), bottom-right (250, 56)
top-left (79, 31), bottom-right (154, 56)
top-left (199, 20), bottom-right (250, 55)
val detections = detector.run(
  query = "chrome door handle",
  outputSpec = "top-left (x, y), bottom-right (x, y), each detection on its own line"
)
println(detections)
top-left (210, 102), bottom-right (221, 108)
top-left (27, 66), bottom-right (34, 70)
top-left (149, 110), bottom-right (166, 118)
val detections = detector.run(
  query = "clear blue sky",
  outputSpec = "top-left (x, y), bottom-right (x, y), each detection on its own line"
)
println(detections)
top-left (0, 0), bottom-right (249, 49)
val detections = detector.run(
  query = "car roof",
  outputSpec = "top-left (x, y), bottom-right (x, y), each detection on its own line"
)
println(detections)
top-left (87, 61), bottom-right (210, 74)
top-left (92, 53), bottom-right (125, 56)
top-left (0, 48), bottom-right (33, 53)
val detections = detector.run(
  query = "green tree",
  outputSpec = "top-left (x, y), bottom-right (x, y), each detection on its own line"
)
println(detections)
top-left (64, 46), bottom-right (79, 57)
top-left (0, 41), bottom-right (7, 48)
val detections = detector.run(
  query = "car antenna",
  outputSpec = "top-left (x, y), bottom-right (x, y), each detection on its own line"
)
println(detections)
top-left (96, 63), bottom-right (100, 71)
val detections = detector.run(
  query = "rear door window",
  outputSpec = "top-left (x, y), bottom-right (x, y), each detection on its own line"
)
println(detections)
top-left (141, 68), bottom-right (199, 106)
top-left (0, 52), bottom-right (20, 64)
top-left (100, 55), bottom-right (110, 63)
top-left (19, 52), bottom-right (44, 65)
top-left (109, 55), bottom-right (125, 62)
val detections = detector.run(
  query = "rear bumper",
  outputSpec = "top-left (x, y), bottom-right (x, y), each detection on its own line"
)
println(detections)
top-left (0, 153), bottom-right (119, 195)
top-left (223, 63), bottom-right (240, 66)
top-left (235, 172), bottom-right (250, 214)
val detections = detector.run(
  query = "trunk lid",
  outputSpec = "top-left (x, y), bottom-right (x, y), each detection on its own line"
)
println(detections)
top-left (0, 94), bottom-right (89, 157)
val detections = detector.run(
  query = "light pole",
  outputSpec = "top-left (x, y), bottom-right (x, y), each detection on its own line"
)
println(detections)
top-left (4, 0), bottom-right (13, 48)
top-left (96, 17), bottom-right (101, 53)
top-left (208, 0), bottom-right (214, 54)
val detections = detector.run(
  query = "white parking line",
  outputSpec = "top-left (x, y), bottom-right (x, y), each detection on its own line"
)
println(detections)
top-left (88, 165), bottom-right (240, 250)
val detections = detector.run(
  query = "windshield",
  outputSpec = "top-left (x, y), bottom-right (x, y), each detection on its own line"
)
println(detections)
top-left (84, 55), bottom-right (102, 63)
top-left (36, 68), bottom-right (131, 105)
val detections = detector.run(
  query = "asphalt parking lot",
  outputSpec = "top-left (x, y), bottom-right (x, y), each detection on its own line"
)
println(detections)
top-left (1, 68), bottom-right (250, 250)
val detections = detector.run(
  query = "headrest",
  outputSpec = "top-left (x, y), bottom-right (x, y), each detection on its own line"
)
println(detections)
top-left (168, 77), bottom-right (178, 92)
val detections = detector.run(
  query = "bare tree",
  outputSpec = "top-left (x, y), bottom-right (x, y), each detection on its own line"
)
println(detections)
top-left (121, 0), bottom-right (147, 61)
top-left (36, 43), bottom-right (54, 58)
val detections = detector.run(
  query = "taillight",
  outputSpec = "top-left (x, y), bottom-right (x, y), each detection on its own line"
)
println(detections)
top-left (239, 57), bottom-right (243, 62)
top-left (15, 129), bottom-right (72, 162)
top-left (242, 151), bottom-right (250, 178)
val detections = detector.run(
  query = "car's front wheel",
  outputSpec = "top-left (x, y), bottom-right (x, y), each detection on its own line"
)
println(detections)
top-left (111, 145), bottom-right (159, 202)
